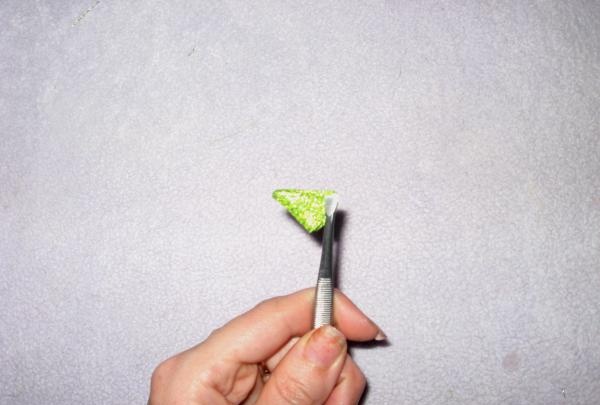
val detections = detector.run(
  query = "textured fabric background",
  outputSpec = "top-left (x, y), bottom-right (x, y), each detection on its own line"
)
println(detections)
top-left (1, 1), bottom-right (599, 404)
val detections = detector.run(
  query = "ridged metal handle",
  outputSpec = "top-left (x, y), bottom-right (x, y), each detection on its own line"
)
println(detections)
top-left (313, 277), bottom-right (333, 328)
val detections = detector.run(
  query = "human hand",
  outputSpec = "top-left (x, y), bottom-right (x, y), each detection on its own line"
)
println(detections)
top-left (148, 288), bottom-right (385, 405)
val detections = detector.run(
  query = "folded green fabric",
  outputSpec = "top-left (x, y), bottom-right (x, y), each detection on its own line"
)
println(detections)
top-left (272, 189), bottom-right (336, 233)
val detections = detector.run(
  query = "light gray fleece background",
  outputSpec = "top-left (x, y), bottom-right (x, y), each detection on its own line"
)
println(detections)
top-left (1, 1), bottom-right (600, 404)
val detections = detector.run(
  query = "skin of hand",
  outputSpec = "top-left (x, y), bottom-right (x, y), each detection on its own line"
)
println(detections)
top-left (148, 288), bottom-right (385, 405)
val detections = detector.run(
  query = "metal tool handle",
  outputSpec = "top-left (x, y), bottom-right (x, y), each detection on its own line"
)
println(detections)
top-left (312, 194), bottom-right (337, 329)
top-left (313, 277), bottom-right (333, 328)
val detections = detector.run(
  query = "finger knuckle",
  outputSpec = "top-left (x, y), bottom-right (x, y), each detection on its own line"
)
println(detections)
top-left (348, 362), bottom-right (367, 394)
top-left (255, 296), bottom-right (281, 313)
top-left (151, 357), bottom-right (176, 388)
top-left (356, 368), bottom-right (367, 392)
top-left (197, 360), bottom-right (228, 388)
top-left (149, 357), bottom-right (179, 402)
top-left (273, 373), bottom-right (316, 405)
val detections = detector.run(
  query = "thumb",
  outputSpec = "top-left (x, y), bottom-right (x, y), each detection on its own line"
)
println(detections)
top-left (257, 325), bottom-right (347, 405)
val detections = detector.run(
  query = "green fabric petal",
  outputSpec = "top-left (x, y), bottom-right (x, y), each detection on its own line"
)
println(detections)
top-left (272, 189), bottom-right (336, 233)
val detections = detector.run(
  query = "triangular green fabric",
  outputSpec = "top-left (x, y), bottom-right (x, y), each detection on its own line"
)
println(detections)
top-left (273, 189), bottom-right (336, 233)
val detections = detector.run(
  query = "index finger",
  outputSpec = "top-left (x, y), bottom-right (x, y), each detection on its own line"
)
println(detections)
top-left (203, 288), bottom-right (382, 364)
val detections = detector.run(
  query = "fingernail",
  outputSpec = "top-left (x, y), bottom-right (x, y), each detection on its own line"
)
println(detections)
top-left (375, 329), bottom-right (387, 341)
top-left (303, 326), bottom-right (346, 368)
top-left (364, 316), bottom-right (386, 339)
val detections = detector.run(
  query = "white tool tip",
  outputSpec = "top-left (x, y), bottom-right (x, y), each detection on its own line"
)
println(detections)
top-left (325, 194), bottom-right (339, 217)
